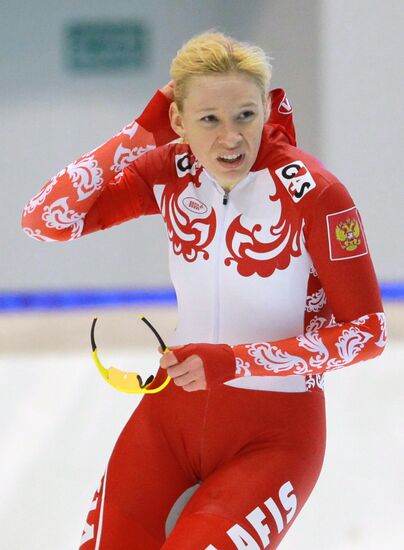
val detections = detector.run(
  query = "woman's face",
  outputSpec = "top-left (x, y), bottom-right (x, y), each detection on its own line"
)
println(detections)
top-left (170, 72), bottom-right (268, 190)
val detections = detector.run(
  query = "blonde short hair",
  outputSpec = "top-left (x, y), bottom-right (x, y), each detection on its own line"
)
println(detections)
top-left (170, 31), bottom-right (272, 111)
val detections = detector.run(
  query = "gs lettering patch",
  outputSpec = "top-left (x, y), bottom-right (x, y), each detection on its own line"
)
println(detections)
top-left (175, 153), bottom-right (197, 178)
top-left (326, 206), bottom-right (368, 261)
top-left (275, 161), bottom-right (316, 203)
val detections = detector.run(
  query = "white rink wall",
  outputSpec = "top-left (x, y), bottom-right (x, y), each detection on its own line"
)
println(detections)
top-left (3, 0), bottom-right (403, 290)
top-left (0, 335), bottom-right (403, 550)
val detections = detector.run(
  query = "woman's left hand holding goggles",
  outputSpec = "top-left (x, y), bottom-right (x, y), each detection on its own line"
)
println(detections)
top-left (159, 343), bottom-right (236, 392)
top-left (159, 349), bottom-right (206, 392)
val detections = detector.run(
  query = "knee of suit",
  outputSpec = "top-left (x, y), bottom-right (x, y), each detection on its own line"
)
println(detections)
top-left (163, 503), bottom-right (299, 549)
top-left (163, 512), bottom-right (240, 549)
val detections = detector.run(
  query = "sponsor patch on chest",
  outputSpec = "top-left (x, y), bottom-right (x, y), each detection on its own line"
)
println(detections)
top-left (275, 161), bottom-right (316, 203)
top-left (182, 196), bottom-right (208, 215)
top-left (326, 206), bottom-right (368, 261)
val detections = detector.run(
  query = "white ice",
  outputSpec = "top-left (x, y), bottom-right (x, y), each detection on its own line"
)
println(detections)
top-left (0, 343), bottom-right (402, 550)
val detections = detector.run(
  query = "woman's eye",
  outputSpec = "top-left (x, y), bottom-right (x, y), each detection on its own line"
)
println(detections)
top-left (238, 110), bottom-right (255, 120)
top-left (201, 115), bottom-right (218, 123)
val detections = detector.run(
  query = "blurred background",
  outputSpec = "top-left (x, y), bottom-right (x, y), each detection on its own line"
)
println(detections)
top-left (1, 1), bottom-right (403, 549)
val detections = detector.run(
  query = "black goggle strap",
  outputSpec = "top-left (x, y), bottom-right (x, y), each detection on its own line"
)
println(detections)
top-left (138, 315), bottom-right (168, 352)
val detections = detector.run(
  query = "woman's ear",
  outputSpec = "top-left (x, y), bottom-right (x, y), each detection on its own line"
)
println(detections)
top-left (169, 102), bottom-right (186, 140)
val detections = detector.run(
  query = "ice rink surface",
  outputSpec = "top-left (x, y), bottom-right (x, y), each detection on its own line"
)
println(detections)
top-left (0, 306), bottom-right (403, 550)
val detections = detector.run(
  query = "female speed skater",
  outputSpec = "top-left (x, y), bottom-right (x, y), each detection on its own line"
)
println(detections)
top-left (22, 31), bottom-right (386, 549)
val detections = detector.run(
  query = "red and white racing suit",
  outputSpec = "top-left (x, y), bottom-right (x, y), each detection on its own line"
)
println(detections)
top-left (22, 89), bottom-right (386, 549)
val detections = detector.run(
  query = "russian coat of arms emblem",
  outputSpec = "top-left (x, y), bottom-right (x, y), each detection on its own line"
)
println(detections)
top-left (335, 219), bottom-right (361, 251)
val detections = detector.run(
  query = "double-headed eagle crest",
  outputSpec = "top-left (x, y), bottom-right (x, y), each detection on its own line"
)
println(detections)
top-left (335, 219), bottom-right (361, 251)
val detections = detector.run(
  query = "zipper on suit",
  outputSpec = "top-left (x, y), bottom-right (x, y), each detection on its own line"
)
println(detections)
top-left (212, 189), bottom-right (229, 342)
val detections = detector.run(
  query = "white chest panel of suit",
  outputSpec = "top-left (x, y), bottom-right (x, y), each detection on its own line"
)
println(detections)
top-left (153, 167), bottom-right (311, 392)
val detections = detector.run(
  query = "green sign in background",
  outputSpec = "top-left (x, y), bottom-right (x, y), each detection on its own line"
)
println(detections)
top-left (64, 21), bottom-right (149, 71)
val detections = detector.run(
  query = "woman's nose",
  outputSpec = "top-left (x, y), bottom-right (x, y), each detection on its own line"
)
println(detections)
top-left (218, 124), bottom-right (242, 148)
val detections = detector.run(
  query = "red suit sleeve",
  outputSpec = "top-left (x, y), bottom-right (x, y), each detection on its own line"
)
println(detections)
top-left (173, 179), bottom-right (387, 388)
top-left (21, 91), bottom-right (173, 242)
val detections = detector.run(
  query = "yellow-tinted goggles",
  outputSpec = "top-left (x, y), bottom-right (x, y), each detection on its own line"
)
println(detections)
top-left (90, 315), bottom-right (171, 394)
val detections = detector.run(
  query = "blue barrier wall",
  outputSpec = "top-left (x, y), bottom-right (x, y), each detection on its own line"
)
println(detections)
top-left (0, 283), bottom-right (402, 312)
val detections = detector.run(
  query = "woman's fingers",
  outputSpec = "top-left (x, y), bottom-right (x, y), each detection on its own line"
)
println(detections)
top-left (170, 369), bottom-right (197, 387)
top-left (183, 379), bottom-right (207, 392)
top-left (159, 353), bottom-right (207, 391)
top-left (164, 356), bottom-right (197, 379)
top-left (159, 349), bottom-right (181, 367)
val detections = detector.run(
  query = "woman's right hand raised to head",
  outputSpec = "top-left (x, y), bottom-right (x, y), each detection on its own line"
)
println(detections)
top-left (159, 80), bottom-right (175, 102)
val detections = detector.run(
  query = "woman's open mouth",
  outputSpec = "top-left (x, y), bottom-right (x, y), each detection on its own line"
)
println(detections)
top-left (217, 153), bottom-right (245, 169)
